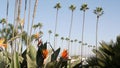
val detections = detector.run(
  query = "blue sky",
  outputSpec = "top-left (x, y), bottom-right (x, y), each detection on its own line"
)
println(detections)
top-left (0, 0), bottom-right (120, 56)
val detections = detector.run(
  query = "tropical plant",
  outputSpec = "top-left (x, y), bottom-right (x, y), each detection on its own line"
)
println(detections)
top-left (87, 36), bottom-right (120, 68)
top-left (94, 7), bottom-right (104, 62)
top-left (54, 3), bottom-right (61, 49)
top-left (80, 3), bottom-right (89, 63)
top-left (61, 37), bottom-right (64, 45)
top-left (48, 30), bottom-right (52, 43)
top-left (55, 33), bottom-right (59, 49)
top-left (68, 4), bottom-right (76, 59)
top-left (74, 39), bottom-right (78, 55)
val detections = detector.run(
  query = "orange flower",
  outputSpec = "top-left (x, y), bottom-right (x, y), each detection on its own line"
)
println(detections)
top-left (0, 38), bottom-right (7, 48)
top-left (61, 49), bottom-right (68, 59)
top-left (42, 49), bottom-right (48, 59)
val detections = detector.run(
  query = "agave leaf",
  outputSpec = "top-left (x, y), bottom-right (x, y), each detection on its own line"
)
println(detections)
top-left (28, 45), bottom-right (36, 60)
top-left (26, 54), bottom-right (37, 68)
top-left (10, 52), bottom-right (20, 68)
top-left (51, 48), bottom-right (60, 61)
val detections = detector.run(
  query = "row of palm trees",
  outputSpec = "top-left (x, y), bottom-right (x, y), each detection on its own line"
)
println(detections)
top-left (53, 2), bottom-right (103, 60)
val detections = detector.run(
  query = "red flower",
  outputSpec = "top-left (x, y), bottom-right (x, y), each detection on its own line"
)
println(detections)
top-left (42, 49), bottom-right (48, 59)
top-left (61, 49), bottom-right (68, 59)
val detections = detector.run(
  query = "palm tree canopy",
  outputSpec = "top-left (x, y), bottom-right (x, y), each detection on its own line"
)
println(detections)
top-left (78, 41), bottom-right (82, 43)
top-left (94, 7), bottom-right (104, 17)
top-left (54, 3), bottom-right (61, 9)
top-left (74, 39), bottom-right (78, 42)
top-left (48, 30), bottom-right (52, 34)
top-left (61, 37), bottom-right (64, 40)
top-left (69, 4), bottom-right (76, 12)
top-left (38, 22), bottom-right (43, 29)
top-left (33, 22), bottom-right (42, 29)
top-left (71, 40), bottom-right (73, 42)
top-left (33, 24), bottom-right (38, 29)
top-left (65, 37), bottom-right (69, 41)
top-left (80, 3), bottom-right (89, 12)
top-left (0, 18), bottom-right (6, 24)
top-left (55, 33), bottom-right (59, 37)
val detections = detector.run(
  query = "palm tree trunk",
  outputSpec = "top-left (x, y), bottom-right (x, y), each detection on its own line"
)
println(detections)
top-left (20, 0), bottom-right (27, 55)
top-left (96, 16), bottom-right (99, 63)
top-left (6, 0), bottom-right (9, 34)
top-left (81, 11), bottom-right (85, 62)
top-left (68, 11), bottom-right (73, 68)
top-left (16, 0), bottom-right (22, 52)
top-left (68, 11), bottom-right (73, 54)
top-left (49, 34), bottom-right (50, 43)
top-left (12, 0), bottom-right (18, 53)
top-left (54, 9), bottom-right (58, 49)
top-left (30, 0), bottom-right (38, 37)
top-left (27, 0), bottom-right (31, 47)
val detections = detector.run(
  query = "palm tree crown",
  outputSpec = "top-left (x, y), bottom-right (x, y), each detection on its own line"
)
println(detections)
top-left (69, 5), bottom-right (76, 12)
top-left (94, 7), bottom-right (104, 18)
top-left (80, 3), bottom-right (89, 12)
top-left (55, 33), bottom-right (59, 37)
top-left (61, 37), bottom-right (64, 40)
top-left (54, 3), bottom-right (61, 10)
top-left (0, 18), bottom-right (6, 24)
top-left (48, 30), bottom-right (52, 34)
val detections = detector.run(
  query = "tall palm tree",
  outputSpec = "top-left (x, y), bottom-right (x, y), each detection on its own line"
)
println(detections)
top-left (55, 33), bottom-right (59, 49)
top-left (94, 7), bottom-right (104, 59)
top-left (68, 4), bottom-right (76, 55)
top-left (48, 30), bottom-right (52, 43)
top-left (80, 3), bottom-right (89, 62)
top-left (54, 3), bottom-right (61, 49)
top-left (30, 0), bottom-right (39, 37)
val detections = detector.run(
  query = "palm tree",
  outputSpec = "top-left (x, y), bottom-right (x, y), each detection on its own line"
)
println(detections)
top-left (65, 37), bottom-right (69, 47)
top-left (88, 45), bottom-right (92, 57)
top-left (54, 3), bottom-right (61, 49)
top-left (0, 18), bottom-right (6, 37)
top-left (30, 0), bottom-right (39, 37)
top-left (80, 3), bottom-right (89, 63)
top-left (61, 37), bottom-right (64, 46)
top-left (94, 7), bottom-right (104, 59)
top-left (32, 24), bottom-right (38, 32)
top-left (0, 18), bottom-right (6, 29)
top-left (37, 22), bottom-right (43, 31)
top-left (68, 4), bottom-right (76, 55)
top-left (48, 30), bottom-right (52, 43)
top-left (74, 39), bottom-right (78, 55)
top-left (70, 40), bottom-right (73, 55)
top-left (55, 33), bottom-right (59, 49)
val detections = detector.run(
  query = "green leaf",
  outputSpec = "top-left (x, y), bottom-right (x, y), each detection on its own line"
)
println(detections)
top-left (10, 52), bottom-right (20, 68)
top-left (51, 48), bottom-right (60, 61)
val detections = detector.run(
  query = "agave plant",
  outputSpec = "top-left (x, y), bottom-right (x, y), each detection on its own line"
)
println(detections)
top-left (86, 35), bottom-right (120, 68)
